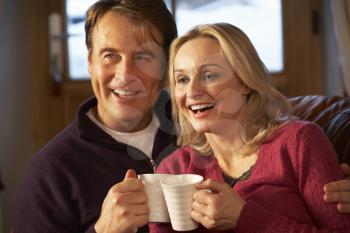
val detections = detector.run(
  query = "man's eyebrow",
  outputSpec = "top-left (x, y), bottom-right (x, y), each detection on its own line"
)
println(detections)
top-left (98, 47), bottom-right (117, 55)
top-left (134, 49), bottom-right (156, 58)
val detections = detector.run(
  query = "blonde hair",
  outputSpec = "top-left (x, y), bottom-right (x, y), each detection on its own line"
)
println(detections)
top-left (168, 23), bottom-right (292, 156)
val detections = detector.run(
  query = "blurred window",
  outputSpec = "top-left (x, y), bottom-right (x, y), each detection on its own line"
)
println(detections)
top-left (65, 0), bottom-right (282, 80)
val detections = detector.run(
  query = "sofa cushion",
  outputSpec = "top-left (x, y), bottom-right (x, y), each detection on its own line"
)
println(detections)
top-left (288, 95), bottom-right (350, 164)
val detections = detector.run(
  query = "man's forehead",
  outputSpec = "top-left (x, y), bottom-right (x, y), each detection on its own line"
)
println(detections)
top-left (96, 11), bottom-right (164, 46)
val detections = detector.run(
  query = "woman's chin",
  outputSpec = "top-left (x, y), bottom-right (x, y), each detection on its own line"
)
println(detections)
top-left (192, 124), bottom-right (212, 134)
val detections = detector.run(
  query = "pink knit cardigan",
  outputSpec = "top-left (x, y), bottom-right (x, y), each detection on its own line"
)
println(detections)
top-left (150, 121), bottom-right (350, 233)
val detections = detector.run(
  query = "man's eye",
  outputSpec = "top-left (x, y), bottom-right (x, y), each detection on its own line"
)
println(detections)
top-left (103, 53), bottom-right (114, 60)
top-left (135, 55), bottom-right (151, 61)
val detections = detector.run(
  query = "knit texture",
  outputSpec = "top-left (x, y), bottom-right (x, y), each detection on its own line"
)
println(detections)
top-left (150, 121), bottom-right (350, 233)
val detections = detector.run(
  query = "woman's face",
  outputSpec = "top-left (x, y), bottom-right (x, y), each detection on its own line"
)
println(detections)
top-left (173, 37), bottom-right (249, 134)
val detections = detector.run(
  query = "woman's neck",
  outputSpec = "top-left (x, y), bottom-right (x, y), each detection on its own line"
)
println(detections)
top-left (206, 120), bottom-right (245, 159)
top-left (206, 128), bottom-right (257, 179)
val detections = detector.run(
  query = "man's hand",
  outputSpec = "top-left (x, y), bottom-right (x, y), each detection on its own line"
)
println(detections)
top-left (191, 179), bottom-right (245, 230)
top-left (324, 163), bottom-right (350, 213)
top-left (94, 169), bottom-right (149, 233)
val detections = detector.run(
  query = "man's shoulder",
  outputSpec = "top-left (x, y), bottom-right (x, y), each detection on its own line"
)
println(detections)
top-left (33, 96), bottom-right (99, 163)
top-left (32, 120), bottom-right (81, 165)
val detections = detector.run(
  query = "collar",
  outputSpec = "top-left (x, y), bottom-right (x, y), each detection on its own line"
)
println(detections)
top-left (77, 91), bottom-right (174, 145)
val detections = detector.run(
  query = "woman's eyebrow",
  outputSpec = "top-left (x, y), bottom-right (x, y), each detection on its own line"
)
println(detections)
top-left (174, 69), bottom-right (185, 73)
top-left (200, 63), bottom-right (221, 69)
top-left (174, 64), bottom-right (221, 73)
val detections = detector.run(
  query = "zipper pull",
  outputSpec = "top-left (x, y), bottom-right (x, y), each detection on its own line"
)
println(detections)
top-left (150, 158), bottom-right (156, 172)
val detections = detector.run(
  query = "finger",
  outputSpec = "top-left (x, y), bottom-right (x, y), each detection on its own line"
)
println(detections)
top-left (191, 210), bottom-right (216, 229)
top-left (192, 199), bottom-right (209, 215)
top-left (191, 209), bottom-right (203, 223)
top-left (124, 169), bottom-right (138, 180)
top-left (337, 203), bottom-right (350, 213)
top-left (194, 189), bottom-right (215, 205)
top-left (324, 191), bottom-right (350, 203)
top-left (193, 191), bottom-right (223, 221)
top-left (116, 202), bottom-right (148, 216)
top-left (131, 203), bottom-right (149, 216)
top-left (323, 179), bottom-right (350, 192)
top-left (111, 179), bottom-right (144, 194)
top-left (193, 196), bottom-right (222, 220)
top-left (196, 179), bottom-right (229, 194)
top-left (340, 163), bottom-right (350, 177)
top-left (113, 191), bottom-right (148, 205)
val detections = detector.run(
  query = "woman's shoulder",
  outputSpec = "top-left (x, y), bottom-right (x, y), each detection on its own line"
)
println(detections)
top-left (262, 120), bottom-right (332, 157)
top-left (272, 120), bottom-right (323, 140)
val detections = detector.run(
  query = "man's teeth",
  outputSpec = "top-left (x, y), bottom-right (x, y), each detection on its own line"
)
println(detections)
top-left (190, 103), bottom-right (215, 111)
top-left (113, 89), bottom-right (137, 96)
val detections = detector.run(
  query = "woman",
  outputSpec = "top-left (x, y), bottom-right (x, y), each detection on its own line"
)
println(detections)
top-left (151, 23), bottom-right (350, 232)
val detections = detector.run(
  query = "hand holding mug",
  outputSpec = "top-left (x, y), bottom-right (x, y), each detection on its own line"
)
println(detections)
top-left (191, 178), bottom-right (246, 231)
top-left (94, 169), bottom-right (149, 233)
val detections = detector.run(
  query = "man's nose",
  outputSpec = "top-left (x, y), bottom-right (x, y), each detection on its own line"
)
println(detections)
top-left (116, 58), bottom-right (136, 84)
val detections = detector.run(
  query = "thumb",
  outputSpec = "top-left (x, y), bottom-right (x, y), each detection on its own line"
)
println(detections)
top-left (340, 163), bottom-right (350, 177)
top-left (196, 178), bottom-right (228, 194)
top-left (124, 169), bottom-right (137, 180)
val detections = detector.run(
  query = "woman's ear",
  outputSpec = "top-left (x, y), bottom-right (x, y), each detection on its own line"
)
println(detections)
top-left (237, 79), bottom-right (251, 95)
top-left (241, 84), bottom-right (251, 95)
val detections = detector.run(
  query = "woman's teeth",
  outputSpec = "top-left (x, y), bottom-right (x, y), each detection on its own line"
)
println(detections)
top-left (190, 103), bottom-right (215, 113)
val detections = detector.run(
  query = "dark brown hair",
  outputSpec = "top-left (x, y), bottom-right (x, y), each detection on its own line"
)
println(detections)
top-left (85, 0), bottom-right (177, 59)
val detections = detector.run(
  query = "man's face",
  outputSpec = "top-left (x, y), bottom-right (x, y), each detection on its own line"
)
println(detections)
top-left (88, 11), bottom-right (165, 132)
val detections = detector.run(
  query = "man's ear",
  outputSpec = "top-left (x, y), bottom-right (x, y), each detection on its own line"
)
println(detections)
top-left (87, 48), bottom-right (92, 75)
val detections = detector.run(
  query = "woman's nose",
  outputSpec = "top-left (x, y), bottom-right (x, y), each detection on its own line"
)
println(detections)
top-left (187, 80), bottom-right (204, 99)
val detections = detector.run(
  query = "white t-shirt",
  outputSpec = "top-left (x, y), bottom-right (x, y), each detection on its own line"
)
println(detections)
top-left (87, 109), bottom-right (160, 159)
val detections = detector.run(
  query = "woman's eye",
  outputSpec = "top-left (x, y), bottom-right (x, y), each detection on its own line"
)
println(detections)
top-left (175, 76), bottom-right (189, 84)
top-left (203, 73), bottom-right (218, 81)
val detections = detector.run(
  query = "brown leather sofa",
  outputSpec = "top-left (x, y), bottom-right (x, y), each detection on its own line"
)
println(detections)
top-left (289, 95), bottom-right (350, 164)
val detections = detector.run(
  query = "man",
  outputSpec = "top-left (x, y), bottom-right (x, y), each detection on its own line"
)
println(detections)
top-left (13, 1), bottom-right (177, 232)
top-left (13, 0), bottom-right (350, 233)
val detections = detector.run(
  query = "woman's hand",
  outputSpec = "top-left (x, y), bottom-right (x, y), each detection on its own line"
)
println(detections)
top-left (324, 163), bottom-right (350, 213)
top-left (191, 179), bottom-right (246, 230)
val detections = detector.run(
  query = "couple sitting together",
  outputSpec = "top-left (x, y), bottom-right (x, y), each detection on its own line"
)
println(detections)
top-left (13, 1), bottom-right (350, 233)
